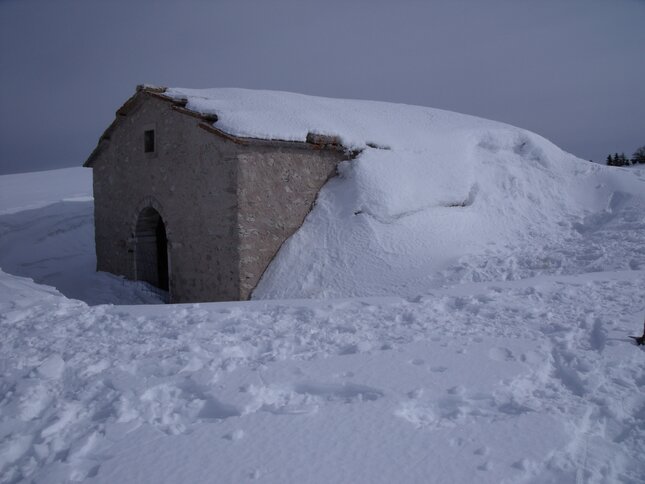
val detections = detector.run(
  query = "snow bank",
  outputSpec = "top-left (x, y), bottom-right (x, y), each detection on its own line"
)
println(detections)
top-left (166, 88), bottom-right (645, 299)
top-left (0, 167), bottom-right (92, 215)
top-left (0, 167), bottom-right (164, 305)
top-left (1, 265), bottom-right (644, 483)
top-left (1, 152), bottom-right (644, 481)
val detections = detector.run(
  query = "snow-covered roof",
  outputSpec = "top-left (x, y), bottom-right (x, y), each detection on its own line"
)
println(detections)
top-left (148, 86), bottom-right (616, 299)
top-left (87, 86), bottom-right (633, 299)
top-left (162, 86), bottom-right (513, 151)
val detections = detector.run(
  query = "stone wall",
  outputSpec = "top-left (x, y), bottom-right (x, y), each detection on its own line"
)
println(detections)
top-left (236, 146), bottom-right (343, 299)
top-left (90, 91), bottom-right (347, 302)
top-left (92, 93), bottom-right (240, 302)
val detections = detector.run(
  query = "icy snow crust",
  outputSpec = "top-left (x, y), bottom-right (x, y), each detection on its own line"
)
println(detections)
top-left (1, 95), bottom-right (645, 482)
top-left (166, 87), bottom-right (645, 299)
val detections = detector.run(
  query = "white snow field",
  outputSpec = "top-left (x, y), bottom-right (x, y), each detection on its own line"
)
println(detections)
top-left (1, 90), bottom-right (644, 483)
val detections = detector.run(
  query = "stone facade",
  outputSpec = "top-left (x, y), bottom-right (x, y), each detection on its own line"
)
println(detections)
top-left (85, 87), bottom-right (348, 302)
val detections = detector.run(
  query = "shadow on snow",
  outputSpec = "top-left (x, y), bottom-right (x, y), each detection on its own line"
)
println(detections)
top-left (0, 201), bottom-right (163, 305)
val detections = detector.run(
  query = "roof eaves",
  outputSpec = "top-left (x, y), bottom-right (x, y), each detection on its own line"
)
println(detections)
top-left (142, 87), bottom-right (349, 151)
top-left (83, 87), bottom-right (170, 168)
top-left (83, 115), bottom-right (121, 168)
top-left (84, 85), bottom-right (356, 168)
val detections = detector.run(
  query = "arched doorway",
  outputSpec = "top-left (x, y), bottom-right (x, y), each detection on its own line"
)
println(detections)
top-left (134, 207), bottom-right (169, 291)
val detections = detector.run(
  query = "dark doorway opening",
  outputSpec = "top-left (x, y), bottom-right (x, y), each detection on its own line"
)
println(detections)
top-left (135, 207), bottom-right (169, 291)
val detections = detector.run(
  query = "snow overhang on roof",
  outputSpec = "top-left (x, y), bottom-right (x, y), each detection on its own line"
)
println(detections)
top-left (83, 86), bottom-right (348, 168)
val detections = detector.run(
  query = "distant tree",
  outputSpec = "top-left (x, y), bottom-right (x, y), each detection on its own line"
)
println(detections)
top-left (610, 152), bottom-right (630, 166)
top-left (632, 145), bottom-right (645, 164)
top-left (605, 149), bottom-right (645, 167)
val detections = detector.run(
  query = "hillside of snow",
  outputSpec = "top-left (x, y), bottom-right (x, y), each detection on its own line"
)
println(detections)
top-left (1, 91), bottom-right (644, 483)
top-left (165, 88), bottom-right (645, 299)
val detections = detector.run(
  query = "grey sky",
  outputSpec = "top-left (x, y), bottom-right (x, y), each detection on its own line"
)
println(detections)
top-left (1, 0), bottom-right (643, 174)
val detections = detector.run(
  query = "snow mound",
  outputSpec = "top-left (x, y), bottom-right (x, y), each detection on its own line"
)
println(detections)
top-left (1, 160), bottom-right (644, 482)
top-left (165, 87), bottom-right (645, 299)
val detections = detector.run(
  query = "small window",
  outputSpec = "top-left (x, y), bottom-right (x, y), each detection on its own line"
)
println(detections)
top-left (144, 129), bottom-right (155, 153)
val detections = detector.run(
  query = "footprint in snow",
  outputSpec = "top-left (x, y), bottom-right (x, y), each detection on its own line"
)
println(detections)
top-left (430, 366), bottom-right (448, 373)
top-left (131, 382), bottom-right (242, 435)
top-left (293, 382), bottom-right (384, 403)
top-left (477, 461), bottom-right (493, 471)
top-left (245, 381), bottom-right (385, 416)
top-left (449, 437), bottom-right (466, 447)
top-left (223, 429), bottom-right (245, 441)
top-left (474, 446), bottom-right (489, 456)
top-left (488, 347), bottom-right (515, 362)
top-left (519, 350), bottom-right (542, 365)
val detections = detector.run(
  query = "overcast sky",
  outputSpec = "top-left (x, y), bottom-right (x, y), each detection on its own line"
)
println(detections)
top-left (1, 0), bottom-right (643, 174)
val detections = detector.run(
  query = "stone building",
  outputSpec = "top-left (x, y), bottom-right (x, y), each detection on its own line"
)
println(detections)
top-left (84, 86), bottom-right (349, 303)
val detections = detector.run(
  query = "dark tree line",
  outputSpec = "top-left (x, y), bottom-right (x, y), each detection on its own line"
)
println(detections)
top-left (606, 145), bottom-right (645, 166)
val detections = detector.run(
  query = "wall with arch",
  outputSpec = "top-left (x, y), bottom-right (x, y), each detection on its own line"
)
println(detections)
top-left (89, 91), bottom-right (345, 302)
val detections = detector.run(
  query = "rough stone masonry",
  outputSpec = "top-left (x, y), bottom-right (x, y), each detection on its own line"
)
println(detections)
top-left (85, 86), bottom-right (349, 302)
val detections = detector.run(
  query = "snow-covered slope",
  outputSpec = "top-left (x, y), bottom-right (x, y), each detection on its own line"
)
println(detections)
top-left (0, 167), bottom-right (92, 216)
top-left (165, 88), bottom-right (645, 299)
top-left (0, 168), bottom-right (165, 305)
top-left (2, 266), bottom-right (644, 483)
top-left (1, 90), bottom-right (644, 483)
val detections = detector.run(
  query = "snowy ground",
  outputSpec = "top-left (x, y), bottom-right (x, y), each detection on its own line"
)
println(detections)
top-left (2, 265), bottom-right (644, 483)
top-left (0, 169), bottom-right (164, 306)
top-left (1, 96), bottom-right (644, 483)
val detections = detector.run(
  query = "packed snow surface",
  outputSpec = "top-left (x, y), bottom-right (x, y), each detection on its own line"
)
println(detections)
top-left (1, 89), bottom-right (645, 483)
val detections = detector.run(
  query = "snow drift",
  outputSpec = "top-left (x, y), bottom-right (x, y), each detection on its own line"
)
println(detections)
top-left (165, 88), bottom-right (645, 299)
top-left (1, 90), bottom-right (644, 483)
